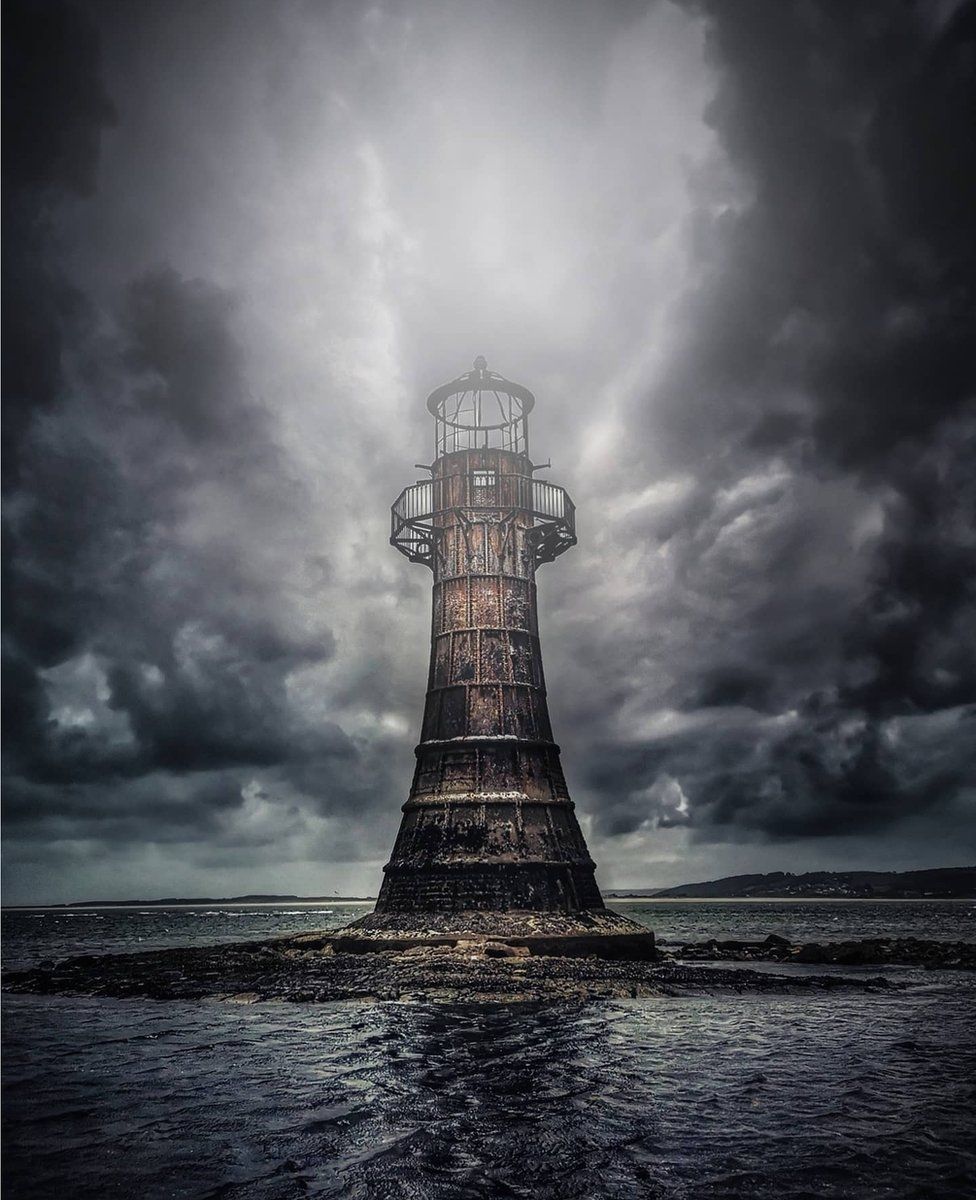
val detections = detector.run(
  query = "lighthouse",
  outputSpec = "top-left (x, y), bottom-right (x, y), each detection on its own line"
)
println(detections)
top-left (336, 360), bottom-right (654, 957)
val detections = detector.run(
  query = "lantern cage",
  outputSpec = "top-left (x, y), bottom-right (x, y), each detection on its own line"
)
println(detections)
top-left (426, 356), bottom-right (534, 458)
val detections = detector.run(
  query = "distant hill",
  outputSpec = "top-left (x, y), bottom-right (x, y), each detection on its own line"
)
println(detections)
top-left (633, 867), bottom-right (976, 899)
top-left (58, 894), bottom-right (375, 908)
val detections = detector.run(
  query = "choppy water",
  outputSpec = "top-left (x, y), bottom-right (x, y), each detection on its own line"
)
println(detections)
top-left (3, 902), bottom-right (976, 1199)
top-left (4, 898), bottom-right (974, 971)
top-left (1, 903), bottom-right (370, 972)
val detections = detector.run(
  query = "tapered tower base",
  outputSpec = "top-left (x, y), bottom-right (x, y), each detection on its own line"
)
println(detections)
top-left (332, 908), bottom-right (656, 960)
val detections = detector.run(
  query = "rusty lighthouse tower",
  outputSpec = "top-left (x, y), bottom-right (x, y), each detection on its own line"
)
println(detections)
top-left (337, 359), bottom-right (654, 957)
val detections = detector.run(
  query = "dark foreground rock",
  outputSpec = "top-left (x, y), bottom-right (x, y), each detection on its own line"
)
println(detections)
top-left (661, 934), bottom-right (976, 970)
top-left (1, 932), bottom-right (910, 1005)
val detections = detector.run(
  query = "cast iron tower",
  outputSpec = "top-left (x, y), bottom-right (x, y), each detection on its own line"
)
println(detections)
top-left (337, 359), bottom-right (654, 957)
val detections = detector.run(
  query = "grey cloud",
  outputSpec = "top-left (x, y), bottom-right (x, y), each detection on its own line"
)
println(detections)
top-left (3, 254), bottom-right (396, 886)
top-left (2, 0), bottom-right (116, 481)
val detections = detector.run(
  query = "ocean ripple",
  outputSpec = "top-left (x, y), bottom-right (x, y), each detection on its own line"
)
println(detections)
top-left (3, 981), bottom-right (975, 1199)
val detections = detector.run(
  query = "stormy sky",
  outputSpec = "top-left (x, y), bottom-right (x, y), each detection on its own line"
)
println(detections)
top-left (3, 0), bottom-right (974, 904)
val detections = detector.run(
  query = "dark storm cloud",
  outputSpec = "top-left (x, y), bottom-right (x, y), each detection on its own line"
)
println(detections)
top-left (3, 0), bottom-right (119, 799)
top-left (9, 270), bottom-right (319, 754)
top-left (573, 0), bottom-right (976, 849)
top-left (2, 0), bottom-right (393, 896)
top-left (3, 262), bottom-right (384, 846)
top-left (2, 0), bottom-right (116, 481)
top-left (649, 1), bottom-right (975, 470)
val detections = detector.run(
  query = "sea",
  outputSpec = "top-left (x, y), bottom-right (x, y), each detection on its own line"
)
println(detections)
top-left (3, 900), bottom-right (975, 1199)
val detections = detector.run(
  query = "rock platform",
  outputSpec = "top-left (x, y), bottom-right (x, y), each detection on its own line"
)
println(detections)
top-left (6, 930), bottom-right (970, 1005)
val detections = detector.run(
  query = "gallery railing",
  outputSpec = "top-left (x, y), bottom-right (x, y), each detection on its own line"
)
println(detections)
top-left (391, 475), bottom-right (576, 567)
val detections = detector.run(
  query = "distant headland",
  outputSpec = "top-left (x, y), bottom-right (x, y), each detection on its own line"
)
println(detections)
top-left (10, 894), bottom-right (377, 909)
top-left (606, 867), bottom-right (976, 900)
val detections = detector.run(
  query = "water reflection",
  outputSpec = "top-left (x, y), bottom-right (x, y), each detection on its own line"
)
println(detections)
top-left (4, 988), bottom-right (974, 1200)
top-left (334, 1001), bottom-right (664, 1198)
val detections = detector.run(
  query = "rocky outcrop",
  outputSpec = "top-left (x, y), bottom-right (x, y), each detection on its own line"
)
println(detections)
top-left (1, 932), bottom-right (911, 1005)
top-left (660, 934), bottom-right (976, 970)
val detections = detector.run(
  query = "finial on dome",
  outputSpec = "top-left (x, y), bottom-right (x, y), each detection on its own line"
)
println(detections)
top-left (473, 355), bottom-right (488, 373)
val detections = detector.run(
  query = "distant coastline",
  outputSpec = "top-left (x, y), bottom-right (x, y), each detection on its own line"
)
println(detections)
top-left (4, 895), bottom-right (376, 910)
top-left (6, 867), bottom-right (975, 909)
top-left (606, 866), bottom-right (976, 901)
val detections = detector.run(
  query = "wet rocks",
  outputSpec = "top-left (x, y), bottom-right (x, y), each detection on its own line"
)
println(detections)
top-left (662, 935), bottom-right (976, 970)
top-left (0, 932), bottom-right (914, 1006)
top-left (788, 937), bottom-right (976, 969)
